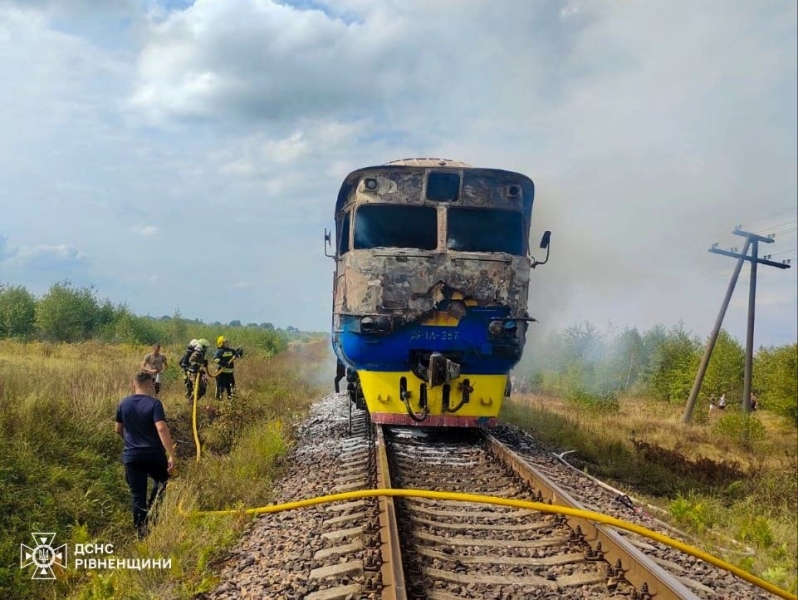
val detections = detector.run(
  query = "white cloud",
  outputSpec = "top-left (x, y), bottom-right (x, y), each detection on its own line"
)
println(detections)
top-left (0, 239), bottom-right (90, 281)
top-left (131, 225), bottom-right (158, 236)
top-left (0, 0), bottom-right (794, 342)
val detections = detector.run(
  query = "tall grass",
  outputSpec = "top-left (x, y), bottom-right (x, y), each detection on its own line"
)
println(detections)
top-left (501, 393), bottom-right (798, 593)
top-left (0, 337), bottom-right (330, 600)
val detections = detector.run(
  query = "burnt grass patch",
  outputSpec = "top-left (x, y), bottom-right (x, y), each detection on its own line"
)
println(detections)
top-left (629, 438), bottom-right (748, 494)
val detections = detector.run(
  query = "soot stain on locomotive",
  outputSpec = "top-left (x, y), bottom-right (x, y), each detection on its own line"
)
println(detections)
top-left (340, 254), bottom-right (530, 323)
top-left (333, 162), bottom-right (535, 325)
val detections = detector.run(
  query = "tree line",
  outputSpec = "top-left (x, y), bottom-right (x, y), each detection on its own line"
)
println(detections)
top-left (515, 321), bottom-right (797, 425)
top-left (0, 279), bottom-right (311, 356)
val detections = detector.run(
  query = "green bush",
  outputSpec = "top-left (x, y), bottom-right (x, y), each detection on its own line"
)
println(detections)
top-left (668, 492), bottom-right (720, 534)
top-left (711, 411), bottom-right (767, 448)
top-left (755, 344), bottom-right (798, 424)
top-left (35, 280), bottom-right (101, 342)
top-left (0, 283), bottom-right (36, 337)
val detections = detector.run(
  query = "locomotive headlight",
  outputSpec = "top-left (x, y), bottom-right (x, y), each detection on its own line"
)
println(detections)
top-left (504, 320), bottom-right (517, 332)
top-left (488, 320), bottom-right (503, 335)
top-left (360, 317), bottom-right (375, 332)
top-left (376, 316), bottom-right (391, 332)
top-left (364, 177), bottom-right (379, 191)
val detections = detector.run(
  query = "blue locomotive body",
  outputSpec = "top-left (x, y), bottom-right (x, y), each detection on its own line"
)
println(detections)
top-left (327, 158), bottom-right (550, 427)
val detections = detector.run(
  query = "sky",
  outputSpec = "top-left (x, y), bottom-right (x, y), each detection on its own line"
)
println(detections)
top-left (0, 0), bottom-right (796, 347)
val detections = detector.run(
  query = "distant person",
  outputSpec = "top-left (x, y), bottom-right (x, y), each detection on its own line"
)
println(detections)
top-left (334, 359), bottom-right (346, 394)
top-left (718, 393), bottom-right (727, 410)
top-left (213, 336), bottom-right (240, 400)
top-left (114, 371), bottom-right (177, 539)
top-left (709, 398), bottom-right (716, 417)
top-left (141, 343), bottom-right (168, 395)
top-left (751, 393), bottom-right (758, 411)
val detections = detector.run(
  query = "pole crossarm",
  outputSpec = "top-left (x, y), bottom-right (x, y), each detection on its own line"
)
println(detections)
top-left (709, 247), bottom-right (791, 269)
top-left (732, 227), bottom-right (777, 244)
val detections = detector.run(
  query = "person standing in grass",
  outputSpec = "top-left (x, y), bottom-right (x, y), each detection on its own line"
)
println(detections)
top-left (141, 343), bottom-right (168, 396)
top-left (115, 371), bottom-right (177, 539)
top-left (213, 336), bottom-right (238, 400)
top-left (180, 339), bottom-right (210, 400)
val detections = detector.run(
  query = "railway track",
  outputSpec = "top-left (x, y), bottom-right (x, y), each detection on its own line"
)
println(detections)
top-left (380, 426), bottom-right (691, 600)
top-left (202, 394), bottom-right (786, 600)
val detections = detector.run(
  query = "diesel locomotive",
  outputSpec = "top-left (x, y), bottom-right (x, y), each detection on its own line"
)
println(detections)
top-left (325, 158), bottom-right (551, 427)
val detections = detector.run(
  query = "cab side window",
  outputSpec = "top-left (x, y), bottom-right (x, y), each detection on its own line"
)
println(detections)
top-left (337, 212), bottom-right (351, 255)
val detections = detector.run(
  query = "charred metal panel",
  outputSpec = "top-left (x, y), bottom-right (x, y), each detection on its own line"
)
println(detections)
top-left (339, 251), bottom-right (531, 321)
top-left (348, 171), bottom-right (426, 208)
top-left (462, 171), bottom-right (532, 212)
top-left (335, 165), bottom-right (534, 221)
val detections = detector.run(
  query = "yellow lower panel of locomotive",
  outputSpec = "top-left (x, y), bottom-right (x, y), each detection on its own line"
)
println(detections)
top-left (357, 371), bottom-right (507, 419)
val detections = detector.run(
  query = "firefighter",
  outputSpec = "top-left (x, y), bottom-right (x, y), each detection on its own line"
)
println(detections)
top-left (213, 336), bottom-right (240, 400)
top-left (181, 339), bottom-right (210, 400)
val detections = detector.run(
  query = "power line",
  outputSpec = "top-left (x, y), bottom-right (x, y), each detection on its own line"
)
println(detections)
top-left (747, 207), bottom-right (798, 228)
top-left (754, 219), bottom-right (797, 235)
top-left (766, 227), bottom-right (797, 238)
top-left (764, 247), bottom-right (797, 258)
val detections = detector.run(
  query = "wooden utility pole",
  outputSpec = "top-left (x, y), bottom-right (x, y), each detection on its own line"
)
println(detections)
top-left (682, 227), bottom-right (791, 423)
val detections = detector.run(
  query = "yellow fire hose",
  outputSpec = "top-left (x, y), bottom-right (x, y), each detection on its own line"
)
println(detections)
top-left (191, 370), bottom-right (202, 462)
top-left (190, 354), bottom-right (237, 462)
top-left (177, 488), bottom-right (796, 600)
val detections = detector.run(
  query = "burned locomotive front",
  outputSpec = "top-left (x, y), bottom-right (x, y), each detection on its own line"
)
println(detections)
top-left (327, 158), bottom-right (550, 427)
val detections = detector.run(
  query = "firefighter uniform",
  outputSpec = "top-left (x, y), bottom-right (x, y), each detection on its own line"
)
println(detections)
top-left (213, 336), bottom-right (236, 400)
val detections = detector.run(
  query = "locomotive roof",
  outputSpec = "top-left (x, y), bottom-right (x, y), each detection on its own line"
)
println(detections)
top-left (385, 158), bottom-right (472, 167)
top-left (335, 161), bottom-right (535, 218)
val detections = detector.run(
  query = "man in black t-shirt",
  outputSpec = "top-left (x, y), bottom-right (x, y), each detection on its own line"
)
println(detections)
top-left (115, 371), bottom-right (177, 538)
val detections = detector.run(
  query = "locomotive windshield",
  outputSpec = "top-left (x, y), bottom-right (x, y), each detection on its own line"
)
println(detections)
top-left (446, 208), bottom-right (524, 255)
top-left (353, 204), bottom-right (438, 250)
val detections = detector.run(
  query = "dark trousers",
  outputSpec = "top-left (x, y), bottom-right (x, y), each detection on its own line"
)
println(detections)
top-left (216, 372), bottom-right (235, 399)
top-left (185, 371), bottom-right (207, 400)
top-left (124, 455), bottom-right (169, 537)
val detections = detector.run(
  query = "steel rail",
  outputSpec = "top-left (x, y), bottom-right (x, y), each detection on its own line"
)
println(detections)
top-left (375, 425), bottom-right (407, 599)
top-left (486, 433), bottom-right (701, 600)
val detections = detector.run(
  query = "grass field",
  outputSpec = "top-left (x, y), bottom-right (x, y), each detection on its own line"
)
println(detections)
top-left (0, 338), bottom-right (331, 600)
top-left (2, 338), bottom-right (795, 598)
top-left (501, 392), bottom-right (798, 594)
